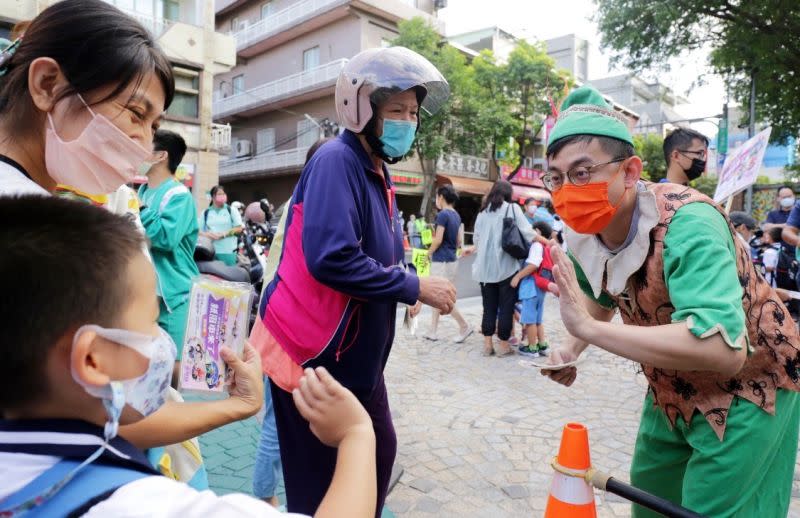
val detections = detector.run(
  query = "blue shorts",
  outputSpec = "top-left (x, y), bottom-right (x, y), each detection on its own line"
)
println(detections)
top-left (519, 293), bottom-right (545, 325)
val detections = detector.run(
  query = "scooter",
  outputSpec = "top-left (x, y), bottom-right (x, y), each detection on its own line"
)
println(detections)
top-left (194, 236), bottom-right (260, 330)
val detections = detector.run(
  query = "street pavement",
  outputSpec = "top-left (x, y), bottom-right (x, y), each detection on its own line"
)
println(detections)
top-left (198, 294), bottom-right (800, 517)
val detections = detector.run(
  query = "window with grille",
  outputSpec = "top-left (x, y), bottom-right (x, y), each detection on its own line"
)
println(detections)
top-left (257, 128), bottom-right (276, 154)
top-left (303, 46), bottom-right (320, 71)
top-left (166, 66), bottom-right (199, 119)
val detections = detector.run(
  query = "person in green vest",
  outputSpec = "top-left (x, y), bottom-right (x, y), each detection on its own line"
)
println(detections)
top-left (200, 185), bottom-right (243, 265)
top-left (138, 129), bottom-right (199, 373)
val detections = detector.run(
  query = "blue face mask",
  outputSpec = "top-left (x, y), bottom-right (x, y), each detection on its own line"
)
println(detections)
top-left (379, 119), bottom-right (417, 158)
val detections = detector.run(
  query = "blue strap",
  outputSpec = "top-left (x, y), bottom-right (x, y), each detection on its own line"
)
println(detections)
top-left (1, 460), bottom-right (151, 516)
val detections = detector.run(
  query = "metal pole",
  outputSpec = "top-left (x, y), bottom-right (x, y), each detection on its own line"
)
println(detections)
top-left (745, 70), bottom-right (756, 213)
top-left (605, 478), bottom-right (706, 518)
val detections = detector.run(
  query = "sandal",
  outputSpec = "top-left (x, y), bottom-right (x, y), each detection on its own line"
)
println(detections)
top-left (494, 346), bottom-right (515, 357)
top-left (482, 346), bottom-right (495, 357)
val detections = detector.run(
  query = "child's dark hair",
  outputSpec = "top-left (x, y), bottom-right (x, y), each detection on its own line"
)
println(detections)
top-left (0, 0), bottom-right (174, 136)
top-left (768, 227), bottom-right (783, 244)
top-left (0, 196), bottom-right (145, 411)
top-left (437, 184), bottom-right (459, 205)
top-left (532, 221), bottom-right (553, 239)
top-left (547, 134), bottom-right (634, 161)
top-left (153, 129), bottom-right (187, 174)
top-left (481, 180), bottom-right (513, 212)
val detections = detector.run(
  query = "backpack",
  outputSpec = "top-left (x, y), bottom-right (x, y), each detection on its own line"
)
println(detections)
top-left (0, 459), bottom-right (152, 517)
top-left (533, 244), bottom-right (554, 291)
top-left (774, 245), bottom-right (800, 291)
top-left (203, 204), bottom-right (233, 231)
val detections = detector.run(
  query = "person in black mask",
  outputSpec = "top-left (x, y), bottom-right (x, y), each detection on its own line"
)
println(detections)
top-left (663, 128), bottom-right (710, 185)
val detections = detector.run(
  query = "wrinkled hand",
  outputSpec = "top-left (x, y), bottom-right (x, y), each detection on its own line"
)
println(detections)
top-left (418, 275), bottom-right (456, 315)
top-left (551, 246), bottom-right (594, 340)
top-left (292, 367), bottom-right (372, 448)
top-left (540, 347), bottom-right (579, 387)
top-left (409, 301), bottom-right (422, 318)
top-left (221, 343), bottom-right (264, 418)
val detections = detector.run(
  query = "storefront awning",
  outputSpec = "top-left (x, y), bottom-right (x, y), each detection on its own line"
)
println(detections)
top-left (437, 174), bottom-right (494, 196)
top-left (511, 184), bottom-right (551, 202)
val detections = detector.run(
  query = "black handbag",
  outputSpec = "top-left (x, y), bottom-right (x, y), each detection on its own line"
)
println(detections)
top-left (501, 203), bottom-right (530, 260)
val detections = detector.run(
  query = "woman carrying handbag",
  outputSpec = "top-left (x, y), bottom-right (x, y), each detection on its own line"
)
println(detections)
top-left (464, 180), bottom-right (536, 356)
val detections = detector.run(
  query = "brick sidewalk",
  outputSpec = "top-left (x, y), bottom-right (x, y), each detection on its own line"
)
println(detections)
top-left (195, 295), bottom-right (800, 517)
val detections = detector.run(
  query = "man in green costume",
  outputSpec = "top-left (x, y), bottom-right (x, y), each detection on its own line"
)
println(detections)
top-left (542, 85), bottom-right (800, 517)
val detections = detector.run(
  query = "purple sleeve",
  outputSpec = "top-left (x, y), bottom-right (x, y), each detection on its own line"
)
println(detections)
top-left (301, 154), bottom-right (420, 305)
top-left (787, 206), bottom-right (800, 229)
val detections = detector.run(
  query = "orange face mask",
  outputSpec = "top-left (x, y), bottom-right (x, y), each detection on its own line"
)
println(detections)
top-left (552, 168), bottom-right (627, 235)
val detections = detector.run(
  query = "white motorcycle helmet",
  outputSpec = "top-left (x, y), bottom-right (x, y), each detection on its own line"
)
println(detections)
top-left (335, 46), bottom-right (449, 163)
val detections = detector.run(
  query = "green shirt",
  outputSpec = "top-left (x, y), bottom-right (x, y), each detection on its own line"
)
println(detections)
top-left (573, 202), bottom-right (746, 349)
top-left (139, 179), bottom-right (200, 310)
top-left (201, 204), bottom-right (243, 256)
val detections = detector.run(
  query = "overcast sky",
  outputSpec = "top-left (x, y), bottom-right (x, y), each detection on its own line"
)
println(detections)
top-left (438, 0), bottom-right (728, 138)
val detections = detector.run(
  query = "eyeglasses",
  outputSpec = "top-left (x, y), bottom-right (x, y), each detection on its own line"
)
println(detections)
top-left (679, 149), bottom-right (707, 160)
top-left (542, 157), bottom-right (627, 192)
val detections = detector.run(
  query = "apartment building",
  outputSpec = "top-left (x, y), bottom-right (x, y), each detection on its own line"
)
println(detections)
top-left (0, 0), bottom-right (236, 210)
top-left (591, 73), bottom-right (689, 136)
top-left (212, 0), bottom-right (445, 209)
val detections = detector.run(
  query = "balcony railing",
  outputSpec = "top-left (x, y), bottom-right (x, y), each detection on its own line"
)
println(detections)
top-left (213, 59), bottom-right (347, 119)
top-left (233, 0), bottom-right (347, 51)
top-left (219, 146), bottom-right (309, 177)
top-left (210, 123), bottom-right (232, 153)
top-left (120, 8), bottom-right (175, 38)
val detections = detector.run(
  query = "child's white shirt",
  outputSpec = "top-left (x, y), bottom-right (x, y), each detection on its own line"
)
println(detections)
top-left (526, 241), bottom-right (544, 269)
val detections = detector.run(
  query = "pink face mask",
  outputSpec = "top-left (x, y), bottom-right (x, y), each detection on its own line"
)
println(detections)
top-left (45, 95), bottom-right (152, 195)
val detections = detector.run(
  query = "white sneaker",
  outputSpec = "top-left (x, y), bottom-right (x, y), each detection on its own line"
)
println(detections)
top-left (422, 332), bottom-right (439, 341)
top-left (454, 328), bottom-right (474, 344)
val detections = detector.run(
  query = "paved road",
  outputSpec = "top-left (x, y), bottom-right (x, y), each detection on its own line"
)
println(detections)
top-left (198, 295), bottom-right (800, 517)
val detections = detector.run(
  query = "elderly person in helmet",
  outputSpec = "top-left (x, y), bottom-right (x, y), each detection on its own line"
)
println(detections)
top-left (249, 47), bottom-right (456, 515)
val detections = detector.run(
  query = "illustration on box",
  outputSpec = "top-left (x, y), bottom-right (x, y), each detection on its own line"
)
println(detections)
top-left (179, 277), bottom-right (252, 393)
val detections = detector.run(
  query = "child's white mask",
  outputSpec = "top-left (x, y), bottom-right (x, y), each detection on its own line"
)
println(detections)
top-left (71, 325), bottom-right (176, 438)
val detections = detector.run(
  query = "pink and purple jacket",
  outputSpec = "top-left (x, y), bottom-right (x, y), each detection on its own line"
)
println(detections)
top-left (257, 130), bottom-right (419, 399)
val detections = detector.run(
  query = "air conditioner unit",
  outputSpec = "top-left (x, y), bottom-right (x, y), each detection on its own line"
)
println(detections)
top-left (234, 139), bottom-right (253, 158)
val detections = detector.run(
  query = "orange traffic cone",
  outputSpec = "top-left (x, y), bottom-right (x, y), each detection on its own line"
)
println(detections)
top-left (403, 234), bottom-right (411, 250)
top-left (545, 422), bottom-right (597, 517)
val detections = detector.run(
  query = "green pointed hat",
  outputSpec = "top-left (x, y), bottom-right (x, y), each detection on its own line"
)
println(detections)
top-left (547, 85), bottom-right (633, 150)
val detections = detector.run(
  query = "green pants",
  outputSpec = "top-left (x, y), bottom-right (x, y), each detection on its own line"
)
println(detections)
top-left (158, 298), bottom-right (190, 357)
top-left (631, 389), bottom-right (800, 518)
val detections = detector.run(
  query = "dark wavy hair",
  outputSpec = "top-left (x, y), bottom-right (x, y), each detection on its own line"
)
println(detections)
top-left (481, 180), bottom-right (513, 212)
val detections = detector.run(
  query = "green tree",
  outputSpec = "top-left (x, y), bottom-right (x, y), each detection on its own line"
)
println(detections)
top-left (496, 42), bottom-right (570, 178)
top-left (690, 175), bottom-right (719, 198)
top-left (595, 0), bottom-right (800, 143)
top-left (633, 133), bottom-right (666, 182)
top-left (392, 18), bottom-right (500, 217)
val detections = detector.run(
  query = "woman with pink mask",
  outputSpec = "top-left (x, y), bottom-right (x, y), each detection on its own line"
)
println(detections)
top-left (0, 0), bottom-right (263, 490)
top-left (200, 185), bottom-right (244, 266)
